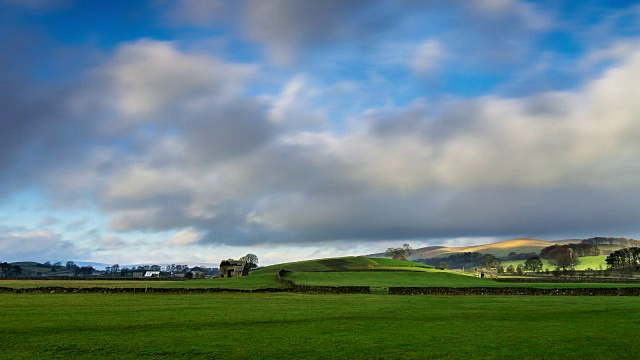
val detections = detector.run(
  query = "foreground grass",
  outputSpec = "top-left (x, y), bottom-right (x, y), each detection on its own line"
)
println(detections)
top-left (0, 273), bottom-right (285, 290)
top-left (1, 293), bottom-right (639, 359)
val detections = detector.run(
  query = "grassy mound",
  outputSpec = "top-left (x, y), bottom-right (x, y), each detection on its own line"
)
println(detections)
top-left (252, 256), bottom-right (382, 274)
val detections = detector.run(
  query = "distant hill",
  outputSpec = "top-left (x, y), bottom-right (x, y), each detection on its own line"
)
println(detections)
top-left (365, 246), bottom-right (443, 259)
top-left (370, 237), bottom-right (634, 261)
top-left (413, 238), bottom-right (555, 259)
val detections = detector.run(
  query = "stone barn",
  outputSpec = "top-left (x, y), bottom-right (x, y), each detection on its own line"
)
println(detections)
top-left (474, 268), bottom-right (497, 279)
top-left (219, 259), bottom-right (250, 278)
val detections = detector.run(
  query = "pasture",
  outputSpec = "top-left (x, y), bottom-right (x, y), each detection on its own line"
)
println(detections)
top-left (0, 273), bottom-right (286, 290)
top-left (288, 270), bottom-right (640, 288)
top-left (1, 293), bottom-right (639, 359)
top-left (500, 255), bottom-right (608, 272)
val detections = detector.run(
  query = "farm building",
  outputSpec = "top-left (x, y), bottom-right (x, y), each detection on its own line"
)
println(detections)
top-left (144, 271), bottom-right (161, 277)
top-left (219, 259), bottom-right (250, 278)
top-left (474, 268), bottom-right (497, 279)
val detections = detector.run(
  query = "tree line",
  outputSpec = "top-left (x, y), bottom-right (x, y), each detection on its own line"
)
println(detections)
top-left (606, 247), bottom-right (640, 273)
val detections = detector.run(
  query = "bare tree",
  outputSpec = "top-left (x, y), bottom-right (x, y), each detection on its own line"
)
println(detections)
top-left (385, 244), bottom-right (413, 261)
top-left (240, 253), bottom-right (259, 269)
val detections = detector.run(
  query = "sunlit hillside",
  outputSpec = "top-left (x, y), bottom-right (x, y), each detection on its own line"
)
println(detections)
top-left (411, 238), bottom-right (556, 259)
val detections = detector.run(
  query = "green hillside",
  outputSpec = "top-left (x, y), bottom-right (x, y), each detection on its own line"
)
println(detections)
top-left (252, 256), bottom-right (428, 275)
top-left (500, 255), bottom-right (608, 272)
top-left (289, 270), bottom-right (495, 287)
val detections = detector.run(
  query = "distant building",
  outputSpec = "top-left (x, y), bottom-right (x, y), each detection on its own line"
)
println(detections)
top-left (132, 271), bottom-right (144, 278)
top-left (144, 271), bottom-right (161, 278)
top-left (474, 268), bottom-right (497, 279)
top-left (219, 259), bottom-right (250, 278)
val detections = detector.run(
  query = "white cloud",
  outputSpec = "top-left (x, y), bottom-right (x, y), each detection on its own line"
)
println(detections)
top-left (86, 39), bottom-right (255, 126)
top-left (168, 227), bottom-right (204, 246)
top-left (411, 40), bottom-right (446, 76)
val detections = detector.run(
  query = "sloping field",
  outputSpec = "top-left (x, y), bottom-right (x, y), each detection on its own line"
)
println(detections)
top-left (368, 258), bottom-right (431, 268)
top-left (252, 256), bottom-right (408, 275)
top-left (414, 238), bottom-right (555, 259)
top-left (287, 270), bottom-right (640, 289)
top-left (289, 270), bottom-right (496, 287)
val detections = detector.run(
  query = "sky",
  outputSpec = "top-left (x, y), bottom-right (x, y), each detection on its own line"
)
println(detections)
top-left (2, 0), bottom-right (640, 267)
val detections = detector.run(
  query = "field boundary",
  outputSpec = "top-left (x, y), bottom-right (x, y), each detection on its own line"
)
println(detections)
top-left (0, 286), bottom-right (291, 294)
top-left (388, 287), bottom-right (640, 296)
top-left (2, 285), bottom-right (640, 296)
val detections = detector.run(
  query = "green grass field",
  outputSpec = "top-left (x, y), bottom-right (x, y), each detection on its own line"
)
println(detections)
top-left (0, 273), bottom-right (285, 290)
top-left (1, 293), bottom-right (639, 359)
top-left (500, 256), bottom-right (608, 272)
top-left (288, 270), bottom-right (640, 288)
top-left (252, 256), bottom-right (384, 274)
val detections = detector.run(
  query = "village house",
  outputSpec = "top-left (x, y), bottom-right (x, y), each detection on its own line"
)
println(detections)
top-left (144, 271), bottom-right (161, 277)
top-left (219, 259), bottom-right (250, 278)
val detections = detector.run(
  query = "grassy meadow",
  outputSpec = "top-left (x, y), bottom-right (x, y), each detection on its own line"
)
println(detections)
top-left (500, 255), bottom-right (608, 272)
top-left (2, 293), bottom-right (640, 359)
top-left (0, 273), bottom-right (286, 290)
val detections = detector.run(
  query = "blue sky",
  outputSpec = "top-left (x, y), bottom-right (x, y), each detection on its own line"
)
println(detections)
top-left (2, 0), bottom-right (640, 267)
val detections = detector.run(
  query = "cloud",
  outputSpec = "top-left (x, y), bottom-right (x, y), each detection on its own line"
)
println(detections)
top-left (168, 227), bottom-right (204, 246)
top-left (411, 40), bottom-right (446, 76)
top-left (95, 236), bottom-right (127, 251)
top-left (241, 0), bottom-right (390, 63)
top-left (3, 2), bottom-right (640, 258)
top-left (0, 228), bottom-right (88, 262)
top-left (64, 45), bottom-right (636, 247)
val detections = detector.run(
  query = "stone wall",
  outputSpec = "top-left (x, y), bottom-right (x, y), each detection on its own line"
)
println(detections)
top-left (388, 286), bottom-right (640, 296)
top-left (0, 286), bottom-right (290, 294)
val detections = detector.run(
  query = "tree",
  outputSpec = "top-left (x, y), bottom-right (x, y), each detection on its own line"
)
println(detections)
top-left (516, 264), bottom-right (524, 275)
top-left (385, 244), bottom-right (413, 261)
top-left (506, 264), bottom-right (515, 274)
top-left (77, 266), bottom-right (94, 277)
top-left (547, 247), bottom-right (578, 270)
top-left (524, 256), bottom-right (543, 272)
top-left (66, 261), bottom-right (76, 270)
top-left (0, 262), bottom-right (10, 277)
top-left (480, 254), bottom-right (500, 269)
top-left (184, 271), bottom-right (194, 279)
top-left (439, 262), bottom-right (447, 269)
top-left (239, 254), bottom-right (259, 269)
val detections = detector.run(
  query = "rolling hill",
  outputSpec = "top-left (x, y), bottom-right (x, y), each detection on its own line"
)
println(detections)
top-left (250, 256), bottom-right (502, 288)
top-left (252, 256), bottom-right (431, 275)
top-left (412, 238), bottom-right (555, 259)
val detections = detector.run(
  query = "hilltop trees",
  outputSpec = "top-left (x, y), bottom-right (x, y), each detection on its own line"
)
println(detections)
top-left (240, 254), bottom-right (259, 269)
top-left (606, 247), bottom-right (640, 274)
top-left (385, 244), bottom-right (413, 261)
top-left (0, 263), bottom-right (23, 278)
top-left (540, 245), bottom-right (580, 270)
top-left (480, 254), bottom-right (500, 269)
